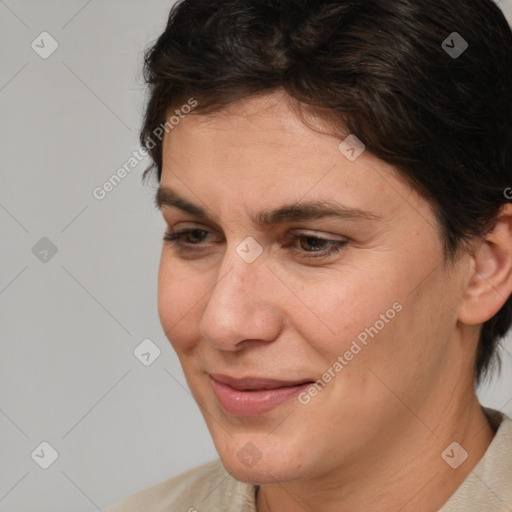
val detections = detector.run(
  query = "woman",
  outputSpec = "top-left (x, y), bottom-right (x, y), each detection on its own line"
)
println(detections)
top-left (107, 0), bottom-right (512, 510)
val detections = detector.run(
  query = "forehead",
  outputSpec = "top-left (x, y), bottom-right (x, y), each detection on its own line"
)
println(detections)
top-left (159, 93), bottom-right (433, 231)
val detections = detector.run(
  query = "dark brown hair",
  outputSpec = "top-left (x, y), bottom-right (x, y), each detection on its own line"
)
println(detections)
top-left (140, 0), bottom-right (512, 385)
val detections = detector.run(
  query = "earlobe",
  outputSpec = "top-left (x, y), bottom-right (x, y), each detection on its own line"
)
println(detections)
top-left (458, 204), bottom-right (512, 326)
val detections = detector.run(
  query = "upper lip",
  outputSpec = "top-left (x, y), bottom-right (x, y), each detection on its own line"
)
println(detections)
top-left (210, 373), bottom-right (314, 391)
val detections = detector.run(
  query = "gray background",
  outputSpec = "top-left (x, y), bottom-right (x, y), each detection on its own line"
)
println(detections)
top-left (0, 1), bottom-right (511, 510)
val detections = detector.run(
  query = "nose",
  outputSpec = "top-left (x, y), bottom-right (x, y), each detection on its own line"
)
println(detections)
top-left (199, 242), bottom-right (282, 351)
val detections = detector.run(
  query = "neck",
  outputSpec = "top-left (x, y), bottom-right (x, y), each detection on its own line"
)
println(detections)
top-left (256, 393), bottom-right (495, 512)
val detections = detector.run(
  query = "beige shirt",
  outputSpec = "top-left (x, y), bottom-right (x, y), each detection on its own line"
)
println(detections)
top-left (106, 408), bottom-right (512, 511)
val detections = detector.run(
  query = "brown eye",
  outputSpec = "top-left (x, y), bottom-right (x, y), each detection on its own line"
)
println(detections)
top-left (163, 229), bottom-right (211, 246)
top-left (183, 229), bottom-right (208, 244)
top-left (299, 236), bottom-right (332, 252)
top-left (289, 233), bottom-right (348, 259)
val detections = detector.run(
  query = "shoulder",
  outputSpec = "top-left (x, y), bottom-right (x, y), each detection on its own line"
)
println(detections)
top-left (105, 458), bottom-right (257, 512)
top-left (439, 408), bottom-right (512, 511)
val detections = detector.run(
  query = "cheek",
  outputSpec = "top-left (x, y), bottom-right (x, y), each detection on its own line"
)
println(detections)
top-left (296, 250), bottom-right (453, 385)
top-left (290, 265), bottom-right (404, 359)
top-left (157, 257), bottom-right (206, 352)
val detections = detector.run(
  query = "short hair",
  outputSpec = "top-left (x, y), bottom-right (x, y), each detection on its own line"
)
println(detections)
top-left (140, 0), bottom-right (512, 385)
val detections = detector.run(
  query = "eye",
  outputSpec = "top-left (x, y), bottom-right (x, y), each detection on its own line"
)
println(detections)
top-left (288, 233), bottom-right (348, 259)
top-left (162, 228), bottom-right (348, 260)
top-left (163, 228), bottom-right (211, 247)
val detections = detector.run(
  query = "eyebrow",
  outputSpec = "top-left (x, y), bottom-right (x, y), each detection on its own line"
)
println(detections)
top-left (155, 186), bottom-right (382, 225)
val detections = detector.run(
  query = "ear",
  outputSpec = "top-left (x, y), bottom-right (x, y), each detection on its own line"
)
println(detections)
top-left (458, 204), bottom-right (512, 325)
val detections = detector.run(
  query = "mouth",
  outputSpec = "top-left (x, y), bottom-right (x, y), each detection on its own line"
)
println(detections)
top-left (209, 373), bottom-right (315, 416)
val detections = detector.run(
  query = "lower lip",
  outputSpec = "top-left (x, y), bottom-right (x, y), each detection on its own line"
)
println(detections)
top-left (210, 378), bottom-right (312, 416)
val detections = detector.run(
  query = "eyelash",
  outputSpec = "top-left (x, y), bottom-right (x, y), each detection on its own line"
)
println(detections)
top-left (162, 229), bottom-right (347, 259)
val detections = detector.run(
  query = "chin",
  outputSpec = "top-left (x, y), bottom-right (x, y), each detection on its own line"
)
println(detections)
top-left (214, 439), bottom-right (307, 485)
top-left (221, 457), bottom-right (299, 485)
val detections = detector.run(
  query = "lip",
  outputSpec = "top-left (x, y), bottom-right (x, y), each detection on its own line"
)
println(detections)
top-left (209, 373), bottom-right (314, 416)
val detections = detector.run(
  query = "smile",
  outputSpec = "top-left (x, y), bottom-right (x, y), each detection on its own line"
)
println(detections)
top-left (209, 374), bottom-right (314, 416)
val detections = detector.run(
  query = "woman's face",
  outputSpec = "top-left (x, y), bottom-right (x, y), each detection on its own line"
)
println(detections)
top-left (157, 92), bottom-right (471, 484)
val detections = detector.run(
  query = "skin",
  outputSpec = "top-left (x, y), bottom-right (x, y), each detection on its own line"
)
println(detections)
top-left (156, 91), bottom-right (512, 512)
